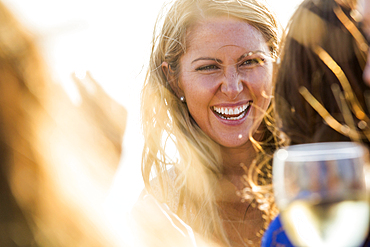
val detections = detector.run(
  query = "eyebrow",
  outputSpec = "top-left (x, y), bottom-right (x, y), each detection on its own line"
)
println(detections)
top-left (191, 50), bottom-right (268, 64)
top-left (191, 57), bottom-right (222, 64)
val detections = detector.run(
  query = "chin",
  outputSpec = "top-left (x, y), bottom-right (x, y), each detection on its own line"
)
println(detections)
top-left (218, 136), bottom-right (253, 149)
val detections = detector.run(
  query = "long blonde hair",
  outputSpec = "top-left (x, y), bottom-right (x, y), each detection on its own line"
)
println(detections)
top-left (141, 0), bottom-right (282, 245)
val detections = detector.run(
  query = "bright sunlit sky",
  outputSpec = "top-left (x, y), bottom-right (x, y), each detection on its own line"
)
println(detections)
top-left (3, 0), bottom-right (303, 231)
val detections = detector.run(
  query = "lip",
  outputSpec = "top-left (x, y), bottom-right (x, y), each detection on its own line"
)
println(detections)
top-left (211, 101), bottom-right (252, 125)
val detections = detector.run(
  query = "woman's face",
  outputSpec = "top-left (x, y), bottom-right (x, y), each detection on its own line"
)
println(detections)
top-left (177, 16), bottom-right (273, 148)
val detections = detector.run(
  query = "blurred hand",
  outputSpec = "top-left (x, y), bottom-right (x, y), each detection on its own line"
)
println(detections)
top-left (72, 71), bottom-right (127, 155)
top-left (39, 71), bottom-right (128, 201)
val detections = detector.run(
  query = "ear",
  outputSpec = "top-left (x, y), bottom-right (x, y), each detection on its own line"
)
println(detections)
top-left (161, 61), bottom-right (184, 98)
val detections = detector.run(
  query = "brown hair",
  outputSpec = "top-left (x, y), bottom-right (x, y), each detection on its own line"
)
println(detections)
top-left (274, 0), bottom-right (369, 146)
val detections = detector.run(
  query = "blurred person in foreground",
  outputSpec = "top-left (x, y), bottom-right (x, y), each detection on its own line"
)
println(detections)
top-left (0, 1), bottom-right (127, 246)
top-left (262, 0), bottom-right (370, 245)
top-left (130, 0), bottom-right (285, 246)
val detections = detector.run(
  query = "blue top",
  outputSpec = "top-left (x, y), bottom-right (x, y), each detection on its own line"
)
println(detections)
top-left (261, 215), bottom-right (294, 247)
top-left (261, 214), bottom-right (370, 247)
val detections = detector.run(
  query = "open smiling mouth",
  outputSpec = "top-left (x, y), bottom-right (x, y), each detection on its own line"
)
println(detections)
top-left (212, 102), bottom-right (252, 120)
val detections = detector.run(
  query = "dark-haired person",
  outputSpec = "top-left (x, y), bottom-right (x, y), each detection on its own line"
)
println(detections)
top-left (263, 0), bottom-right (370, 246)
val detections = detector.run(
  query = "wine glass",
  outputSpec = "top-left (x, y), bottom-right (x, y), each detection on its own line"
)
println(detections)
top-left (273, 142), bottom-right (370, 247)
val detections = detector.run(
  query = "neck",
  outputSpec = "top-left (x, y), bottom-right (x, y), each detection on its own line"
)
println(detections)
top-left (220, 141), bottom-right (257, 190)
top-left (221, 142), bottom-right (256, 170)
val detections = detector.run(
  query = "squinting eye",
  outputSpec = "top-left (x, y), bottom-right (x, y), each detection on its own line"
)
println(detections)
top-left (241, 58), bottom-right (265, 67)
top-left (196, 65), bottom-right (219, 71)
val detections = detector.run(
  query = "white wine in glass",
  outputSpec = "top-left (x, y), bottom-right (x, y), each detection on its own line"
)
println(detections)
top-left (273, 142), bottom-right (370, 247)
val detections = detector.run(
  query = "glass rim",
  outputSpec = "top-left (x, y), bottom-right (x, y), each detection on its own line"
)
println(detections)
top-left (274, 142), bottom-right (365, 162)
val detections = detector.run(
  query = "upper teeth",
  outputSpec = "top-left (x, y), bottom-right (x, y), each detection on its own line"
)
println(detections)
top-left (213, 103), bottom-right (250, 116)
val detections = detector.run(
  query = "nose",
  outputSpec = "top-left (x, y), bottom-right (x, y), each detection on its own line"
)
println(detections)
top-left (220, 66), bottom-right (243, 99)
top-left (364, 51), bottom-right (370, 87)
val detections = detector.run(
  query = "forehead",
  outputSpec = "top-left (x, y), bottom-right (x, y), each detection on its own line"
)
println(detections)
top-left (186, 16), bottom-right (268, 53)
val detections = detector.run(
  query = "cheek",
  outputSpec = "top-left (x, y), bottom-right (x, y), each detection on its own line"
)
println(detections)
top-left (180, 73), bottom-right (219, 101)
top-left (261, 74), bottom-right (273, 108)
top-left (247, 66), bottom-right (273, 99)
